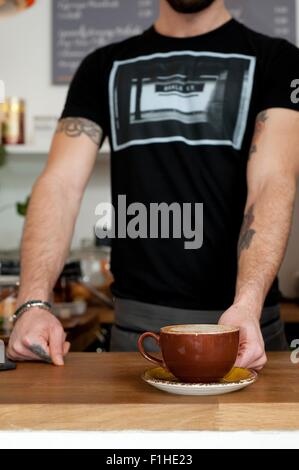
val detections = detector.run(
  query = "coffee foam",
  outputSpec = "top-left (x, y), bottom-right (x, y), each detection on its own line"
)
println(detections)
top-left (161, 324), bottom-right (239, 335)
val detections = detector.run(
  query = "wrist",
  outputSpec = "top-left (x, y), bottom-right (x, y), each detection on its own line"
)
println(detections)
top-left (17, 290), bottom-right (52, 309)
top-left (12, 300), bottom-right (53, 324)
top-left (233, 289), bottom-right (264, 319)
top-left (235, 278), bottom-right (265, 304)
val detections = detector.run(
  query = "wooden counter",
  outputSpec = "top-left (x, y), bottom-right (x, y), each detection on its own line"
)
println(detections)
top-left (0, 352), bottom-right (298, 431)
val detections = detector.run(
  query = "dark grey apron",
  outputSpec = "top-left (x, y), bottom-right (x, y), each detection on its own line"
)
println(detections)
top-left (110, 297), bottom-right (289, 352)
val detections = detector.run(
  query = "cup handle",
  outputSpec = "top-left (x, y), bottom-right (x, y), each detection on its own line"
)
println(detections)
top-left (138, 332), bottom-right (163, 366)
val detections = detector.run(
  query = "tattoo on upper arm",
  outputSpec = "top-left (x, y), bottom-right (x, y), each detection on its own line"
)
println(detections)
top-left (248, 111), bottom-right (269, 161)
top-left (56, 117), bottom-right (103, 146)
top-left (238, 204), bottom-right (256, 257)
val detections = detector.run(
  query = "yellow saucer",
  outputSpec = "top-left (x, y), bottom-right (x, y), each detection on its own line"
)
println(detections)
top-left (142, 367), bottom-right (257, 396)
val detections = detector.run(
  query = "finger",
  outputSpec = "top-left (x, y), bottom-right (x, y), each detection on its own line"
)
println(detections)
top-left (22, 334), bottom-right (49, 352)
top-left (247, 354), bottom-right (267, 371)
top-left (63, 341), bottom-right (71, 356)
top-left (236, 347), bottom-right (266, 368)
top-left (22, 335), bottom-right (51, 360)
top-left (7, 342), bottom-right (44, 362)
top-left (234, 349), bottom-right (257, 368)
top-left (49, 328), bottom-right (65, 366)
top-left (6, 347), bottom-right (27, 362)
top-left (6, 343), bottom-right (19, 361)
top-left (27, 344), bottom-right (52, 363)
top-left (247, 362), bottom-right (264, 371)
top-left (6, 351), bottom-right (25, 362)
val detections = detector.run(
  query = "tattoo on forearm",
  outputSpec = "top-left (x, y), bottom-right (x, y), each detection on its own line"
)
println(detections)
top-left (238, 204), bottom-right (256, 257)
top-left (248, 111), bottom-right (269, 161)
top-left (56, 117), bottom-right (102, 146)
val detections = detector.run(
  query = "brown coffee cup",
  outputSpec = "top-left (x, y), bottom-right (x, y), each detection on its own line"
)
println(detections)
top-left (138, 324), bottom-right (239, 383)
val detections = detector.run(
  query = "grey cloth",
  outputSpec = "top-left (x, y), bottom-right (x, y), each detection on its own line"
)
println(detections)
top-left (110, 297), bottom-right (289, 352)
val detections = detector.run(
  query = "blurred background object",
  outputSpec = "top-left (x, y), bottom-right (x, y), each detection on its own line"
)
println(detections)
top-left (1, 98), bottom-right (25, 145)
top-left (0, 273), bottom-right (18, 334)
top-left (0, 251), bottom-right (114, 352)
top-left (0, 0), bottom-right (36, 18)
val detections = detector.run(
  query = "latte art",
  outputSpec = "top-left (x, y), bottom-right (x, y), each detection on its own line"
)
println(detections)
top-left (161, 324), bottom-right (239, 334)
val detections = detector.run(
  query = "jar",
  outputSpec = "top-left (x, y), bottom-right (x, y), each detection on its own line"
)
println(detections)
top-left (0, 276), bottom-right (19, 334)
top-left (1, 97), bottom-right (25, 145)
top-left (78, 237), bottom-right (112, 289)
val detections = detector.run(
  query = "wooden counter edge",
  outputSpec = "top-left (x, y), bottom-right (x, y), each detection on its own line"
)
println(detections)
top-left (0, 403), bottom-right (298, 431)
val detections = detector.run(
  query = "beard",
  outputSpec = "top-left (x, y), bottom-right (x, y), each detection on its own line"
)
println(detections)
top-left (165, 0), bottom-right (217, 14)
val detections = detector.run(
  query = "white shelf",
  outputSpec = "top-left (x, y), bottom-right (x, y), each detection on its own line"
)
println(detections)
top-left (4, 139), bottom-right (111, 158)
top-left (5, 144), bottom-right (50, 155)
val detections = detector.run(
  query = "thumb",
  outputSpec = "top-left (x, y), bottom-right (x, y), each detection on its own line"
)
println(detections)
top-left (63, 341), bottom-right (71, 356)
top-left (49, 328), bottom-right (65, 366)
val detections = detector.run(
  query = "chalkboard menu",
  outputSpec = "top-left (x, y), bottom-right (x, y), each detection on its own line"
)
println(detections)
top-left (52, 0), bottom-right (297, 84)
top-left (226, 0), bottom-right (296, 41)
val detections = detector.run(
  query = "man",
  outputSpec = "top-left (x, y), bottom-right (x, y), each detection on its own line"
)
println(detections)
top-left (8, 0), bottom-right (299, 369)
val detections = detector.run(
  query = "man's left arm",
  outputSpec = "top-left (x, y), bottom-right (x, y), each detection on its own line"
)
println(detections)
top-left (219, 108), bottom-right (299, 370)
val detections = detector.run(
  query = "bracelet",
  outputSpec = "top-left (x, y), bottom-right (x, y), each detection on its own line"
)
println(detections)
top-left (12, 300), bottom-right (53, 324)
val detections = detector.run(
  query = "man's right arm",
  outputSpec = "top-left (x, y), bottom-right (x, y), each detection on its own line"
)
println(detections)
top-left (7, 117), bottom-right (103, 365)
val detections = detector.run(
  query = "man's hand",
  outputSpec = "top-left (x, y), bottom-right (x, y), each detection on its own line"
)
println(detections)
top-left (219, 302), bottom-right (267, 371)
top-left (7, 309), bottom-right (70, 366)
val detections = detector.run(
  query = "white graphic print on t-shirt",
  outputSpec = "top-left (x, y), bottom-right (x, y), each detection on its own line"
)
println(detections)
top-left (109, 51), bottom-right (256, 151)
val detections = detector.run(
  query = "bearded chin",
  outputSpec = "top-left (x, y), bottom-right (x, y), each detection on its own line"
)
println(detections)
top-left (166, 0), bottom-right (216, 14)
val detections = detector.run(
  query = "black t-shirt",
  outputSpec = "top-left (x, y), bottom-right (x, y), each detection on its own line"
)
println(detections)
top-left (61, 18), bottom-right (299, 310)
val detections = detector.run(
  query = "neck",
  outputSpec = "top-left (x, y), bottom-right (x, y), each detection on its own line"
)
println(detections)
top-left (155, 0), bottom-right (231, 38)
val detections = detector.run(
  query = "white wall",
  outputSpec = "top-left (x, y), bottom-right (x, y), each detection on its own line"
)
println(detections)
top-left (0, 154), bottom-right (110, 250)
top-left (0, 0), bottom-right (299, 297)
top-left (0, 0), bottom-right (111, 249)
